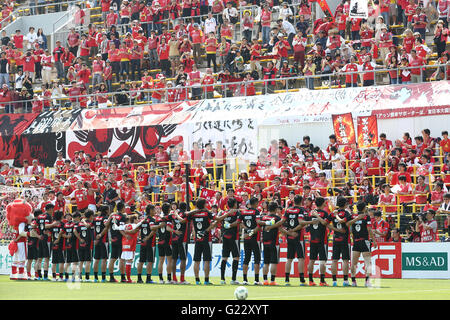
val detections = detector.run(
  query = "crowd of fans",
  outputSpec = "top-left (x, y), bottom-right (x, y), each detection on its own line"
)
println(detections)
top-left (0, 0), bottom-right (449, 112)
top-left (1, 127), bottom-right (450, 243)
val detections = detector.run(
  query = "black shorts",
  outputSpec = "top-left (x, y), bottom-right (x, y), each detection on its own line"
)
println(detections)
top-left (287, 239), bottom-right (305, 260)
top-left (352, 240), bottom-right (371, 253)
top-left (78, 247), bottom-right (92, 262)
top-left (65, 248), bottom-right (79, 263)
top-left (222, 238), bottom-right (240, 259)
top-left (332, 242), bottom-right (351, 260)
top-left (193, 241), bottom-right (212, 262)
top-left (38, 241), bottom-right (51, 259)
top-left (94, 242), bottom-right (108, 260)
top-left (171, 241), bottom-right (188, 261)
top-left (27, 245), bottom-right (39, 260)
top-left (158, 243), bottom-right (172, 257)
top-left (309, 242), bottom-right (328, 261)
top-left (243, 238), bottom-right (261, 265)
top-left (140, 244), bottom-right (156, 263)
top-left (110, 243), bottom-right (122, 259)
top-left (52, 248), bottom-right (65, 264)
top-left (263, 243), bottom-right (280, 265)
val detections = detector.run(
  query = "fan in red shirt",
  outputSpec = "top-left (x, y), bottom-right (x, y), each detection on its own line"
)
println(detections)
top-left (69, 181), bottom-right (89, 212)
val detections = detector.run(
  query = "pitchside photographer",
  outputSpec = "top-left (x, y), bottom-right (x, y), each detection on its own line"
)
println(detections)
top-left (415, 210), bottom-right (438, 242)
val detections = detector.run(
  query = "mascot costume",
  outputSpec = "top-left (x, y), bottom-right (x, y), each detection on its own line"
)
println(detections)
top-left (6, 199), bottom-right (33, 280)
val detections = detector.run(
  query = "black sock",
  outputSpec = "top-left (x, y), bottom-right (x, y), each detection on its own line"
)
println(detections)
top-left (121, 274), bottom-right (126, 281)
top-left (332, 274), bottom-right (337, 282)
top-left (344, 275), bottom-right (348, 281)
top-left (60, 273), bottom-right (63, 279)
top-left (243, 274), bottom-right (248, 282)
top-left (52, 272), bottom-right (56, 279)
top-left (168, 273), bottom-right (172, 281)
top-left (232, 260), bottom-right (238, 281)
top-left (137, 273), bottom-right (142, 281)
top-left (65, 272), bottom-right (69, 279)
top-left (366, 276), bottom-right (369, 281)
top-left (205, 277), bottom-right (209, 283)
top-left (255, 274), bottom-right (259, 282)
top-left (220, 260), bottom-right (227, 280)
top-left (102, 272), bottom-right (106, 280)
top-left (159, 273), bottom-right (163, 281)
top-left (285, 272), bottom-right (290, 282)
top-left (195, 277), bottom-right (200, 282)
top-left (38, 270), bottom-right (42, 278)
top-left (110, 272), bottom-right (115, 279)
top-left (263, 274), bottom-right (268, 281)
top-left (320, 274), bottom-right (325, 283)
top-left (352, 277), bottom-right (356, 282)
top-left (299, 273), bottom-right (305, 283)
top-left (94, 272), bottom-right (98, 280)
top-left (271, 275), bottom-right (275, 282)
top-left (85, 273), bottom-right (90, 280)
top-left (146, 275), bottom-right (152, 282)
top-left (309, 273), bottom-right (313, 282)
top-left (44, 271), bottom-right (48, 278)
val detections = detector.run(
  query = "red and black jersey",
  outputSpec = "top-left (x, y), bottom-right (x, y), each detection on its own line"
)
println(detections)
top-left (261, 213), bottom-right (282, 245)
top-left (156, 214), bottom-right (173, 246)
top-left (110, 212), bottom-right (127, 244)
top-left (220, 209), bottom-right (240, 241)
top-left (37, 213), bottom-right (52, 243)
top-left (76, 221), bottom-right (94, 250)
top-left (93, 215), bottom-right (109, 243)
top-left (63, 221), bottom-right (76, 250)
top-left (51, 221), bottom-right (64, 250)
top-left (186, 209), bottom-right (215, 242)
top-left (307, 209), bottom-right (329, 244)
top-left (328, 209), bottom-right (352, 244)
top-left (351, 213), bottom-right (371, 242)
top-left (283, 206), bottom-right (306, 241)
top-left (238, 208), bottom-right (261, 241)
top-left (169, 211), bottom-right (189, 243)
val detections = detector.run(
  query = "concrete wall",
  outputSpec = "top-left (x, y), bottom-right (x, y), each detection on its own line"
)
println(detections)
top-left (3, 11), bottom-right (67, 36)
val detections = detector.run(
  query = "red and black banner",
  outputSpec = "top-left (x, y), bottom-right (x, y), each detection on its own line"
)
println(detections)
top-left (0, 113), bottom-right (38, 137)
top-left (332, 113), bottom-right (356, 145)
top-left (357, 115), bottom-right (378, 148)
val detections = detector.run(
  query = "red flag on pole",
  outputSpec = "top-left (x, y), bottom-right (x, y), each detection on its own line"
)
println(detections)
top-left (332, 113), bottom-right (356, 145)
top-left (357, 115), bottom-right (378, 148)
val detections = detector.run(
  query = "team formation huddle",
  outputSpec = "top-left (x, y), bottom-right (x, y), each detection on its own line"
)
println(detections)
top-left (8, 192), bottom-right (379, 288)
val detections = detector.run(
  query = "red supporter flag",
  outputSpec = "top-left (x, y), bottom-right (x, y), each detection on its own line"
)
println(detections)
top-left (332, 113), bottom-right (356, 145)
top-left (357, 115), bottom-right (378, 148)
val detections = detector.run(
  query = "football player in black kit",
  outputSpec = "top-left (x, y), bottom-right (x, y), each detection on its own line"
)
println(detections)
top-left (169, 202), bottom-right (191, 285)
top-left (36, 203), bottom-right (53, 280)
top-left (238, 197), bottom-right (262, 285)
top-left (25, 210), bottom-right (41, 280)
top-left (216, 197), bottom-right (241, 285)
top-left (62, 212), bottom-right (78, 282)
top-left (93, 205), bottom-right (111, 282)
top-left (306, 197), bottom-right (331, 286)
top-left (258, 202), bottom-right (290, 286)
top-left (137, 204), bottom-right (164, 284)
top-left (329, 196), bottom-right (353, 287)
top-left (108, 202), bottom-right (127, 282)
top-left (186, 198), bottom-right (218, 285)
top-left (282, 195), bottom-right (312, 286)
top-left (46, 210), bottom-right (65, 281)
top-left (341, 201), bottom-right (377, 287)
top-left (75, 210), bottom-right (95, 282)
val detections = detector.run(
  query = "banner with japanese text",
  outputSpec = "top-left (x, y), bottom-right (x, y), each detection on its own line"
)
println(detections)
top-left (332, 113), bottom-right (356, 145)
top-left (357, 115), bottom-right (378, 148)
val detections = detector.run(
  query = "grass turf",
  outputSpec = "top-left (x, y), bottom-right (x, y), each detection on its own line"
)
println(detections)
top-left (0, 275), bottom-right (449, 300)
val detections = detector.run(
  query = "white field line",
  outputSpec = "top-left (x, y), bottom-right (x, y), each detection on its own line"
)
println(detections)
top-left (249, 288), bottom-right (450, 300)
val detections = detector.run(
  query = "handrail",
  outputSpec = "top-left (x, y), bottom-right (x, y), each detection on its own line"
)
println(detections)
top-left (1, 63), bottom-right (448, 113)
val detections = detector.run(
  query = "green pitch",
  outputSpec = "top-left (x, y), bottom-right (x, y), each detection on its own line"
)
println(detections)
top-left (0, 276), bottom-right (449, 300)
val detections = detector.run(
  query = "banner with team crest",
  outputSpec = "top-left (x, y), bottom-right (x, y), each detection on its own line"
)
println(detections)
top-left (349, 0), bottom-right (368, 19)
